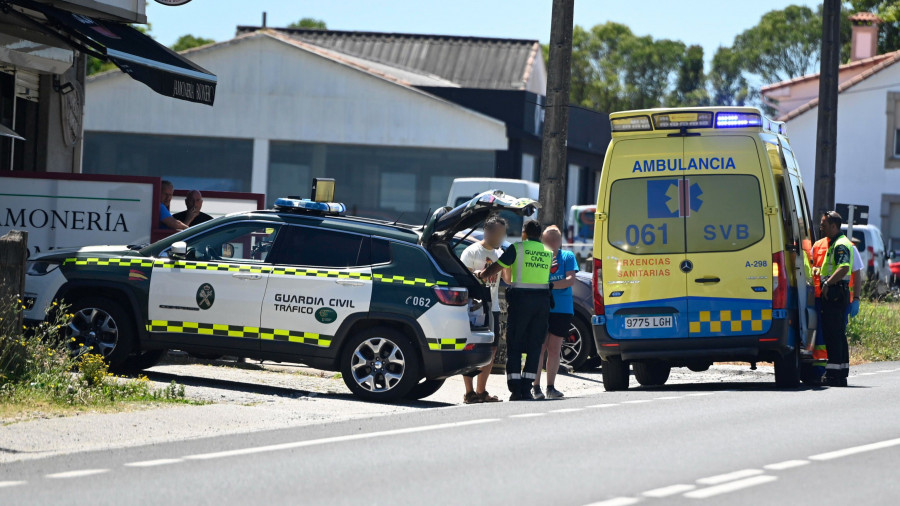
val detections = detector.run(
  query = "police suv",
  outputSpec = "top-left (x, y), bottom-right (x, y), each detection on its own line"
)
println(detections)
top-left (22, 187), bottom-right (537, 402)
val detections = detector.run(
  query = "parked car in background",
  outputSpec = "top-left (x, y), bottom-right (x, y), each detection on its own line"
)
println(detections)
top-left (842, 224), bottom-right (892, 293)
top-left (890, 253), bottom-right (900, 288)
top-left (566, 205), bottom-right (596, 272)
top-left (447, 178), bottom-right (539, 245)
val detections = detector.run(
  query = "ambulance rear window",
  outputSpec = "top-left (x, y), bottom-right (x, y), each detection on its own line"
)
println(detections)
top-left (607, 175), bottom-right (764, 255)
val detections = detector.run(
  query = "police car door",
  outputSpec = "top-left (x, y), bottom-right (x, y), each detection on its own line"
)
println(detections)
top-left (147, 222), bottom-right (279, 354)
top-left (259, 225), bottom-right (372, 356)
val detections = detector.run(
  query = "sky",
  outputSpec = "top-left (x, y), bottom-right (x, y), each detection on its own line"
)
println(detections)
top-left (147, 0), bottom-right (823, 63)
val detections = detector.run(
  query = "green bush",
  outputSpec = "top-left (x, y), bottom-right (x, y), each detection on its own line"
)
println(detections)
top-left (0, 296), bottom-right (191, 411)
top-left (848, 301), bottom-right (900, 363)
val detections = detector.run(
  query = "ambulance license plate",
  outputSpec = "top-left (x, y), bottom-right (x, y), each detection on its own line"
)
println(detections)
top-left (624, 316), bottom-right (673, 329)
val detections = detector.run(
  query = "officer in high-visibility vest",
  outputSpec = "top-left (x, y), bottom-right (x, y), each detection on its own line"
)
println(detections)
top-left (477, 220), bottom-right (553, 400)
top-left (815, 211), bottom-right (854, 387)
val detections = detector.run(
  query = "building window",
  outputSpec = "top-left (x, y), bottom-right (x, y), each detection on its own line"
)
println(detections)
top-left (522, 153), bottom-right (536, 181)
top-left (83, 132), bottom-right (253, 191)
top-left (885, 92), bottom-right (900, 168)
top-left (267, 141), bottom-right (494, 220)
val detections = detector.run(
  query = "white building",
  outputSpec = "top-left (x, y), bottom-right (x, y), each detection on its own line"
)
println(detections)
top-left (762, 12), bottom-right (900, 249)
top-left (84, 29), bottom-right (513, 220)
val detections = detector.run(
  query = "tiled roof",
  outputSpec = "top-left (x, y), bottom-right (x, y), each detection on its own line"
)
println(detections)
top-left (761, 51), bottom-right (897, 92)
top-left (236, 26), bottom-right (541, 90)
top-left (849, 12), bottom-right (883, 24)
top-left (778, 49), bottom-right (900, 121)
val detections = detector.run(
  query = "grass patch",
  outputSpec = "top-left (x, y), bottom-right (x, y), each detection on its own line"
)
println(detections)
top-left (1, 297), bottom-right (195, 422)
top-left (848, 300), bottom-right (900, 364)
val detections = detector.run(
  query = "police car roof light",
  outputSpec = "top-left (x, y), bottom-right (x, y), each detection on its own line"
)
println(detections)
top-left (274, 197), bottom-right (346, 215)
top-left (715, 112), bottom-right (762, 128)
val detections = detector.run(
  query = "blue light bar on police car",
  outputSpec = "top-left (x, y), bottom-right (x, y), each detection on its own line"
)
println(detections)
top-left (715, 112), bottom-right (762, 128)
top-left (274, 198), bottom-right (346, 215)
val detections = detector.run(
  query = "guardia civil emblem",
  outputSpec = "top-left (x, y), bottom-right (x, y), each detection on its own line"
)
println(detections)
top-left (196, 283), bottom-right (215, 310)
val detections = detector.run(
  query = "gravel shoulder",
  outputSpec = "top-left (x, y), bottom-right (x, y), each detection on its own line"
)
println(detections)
top-left (0, 355), bottom-right (774, 463)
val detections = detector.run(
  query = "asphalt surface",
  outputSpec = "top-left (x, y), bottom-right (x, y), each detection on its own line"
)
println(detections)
top-left (3, 361), bottom-right (900, 506)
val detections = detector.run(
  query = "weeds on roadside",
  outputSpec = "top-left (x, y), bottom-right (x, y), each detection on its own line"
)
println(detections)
top-left (848, 301), bottom-right (900, 363)
top-left (0, 296), bottom-right (190, 414)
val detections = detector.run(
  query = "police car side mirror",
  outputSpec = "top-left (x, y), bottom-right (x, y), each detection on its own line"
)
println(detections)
top-left (171, 241), bottom-right (188, 259)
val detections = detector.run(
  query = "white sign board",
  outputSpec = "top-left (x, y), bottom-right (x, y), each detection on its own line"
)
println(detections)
top-left (0, 175), bottom-right (155, 256)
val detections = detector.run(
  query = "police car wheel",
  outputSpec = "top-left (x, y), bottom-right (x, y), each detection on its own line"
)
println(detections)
top-left (601, 356), bottom-right (630, 391)
top-left (633, 361), bottom-right (671, 387)
top-left (340, 327), bottom-right (421, 402)
top-left (66, 297), bottom-right (135, 371)
top-left (404, 378), bottom-right (446, 400)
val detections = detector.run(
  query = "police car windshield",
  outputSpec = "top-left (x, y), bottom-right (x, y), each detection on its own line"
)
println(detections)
top-left (452, 197), bottom-right (523, 237)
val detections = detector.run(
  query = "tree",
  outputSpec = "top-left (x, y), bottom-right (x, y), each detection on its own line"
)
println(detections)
top-left (708, 46), bottom-right (752, 106)
top-left (733, 5), bottom-right (824, 83)
top-left (288, 18), bottom-right (327, 30)
top-left (849, 0), bottom-right (900, 53)
top-left (171, 34), bottom-right (215, 52)
top-left (668, 44), bottom-right (709, 106)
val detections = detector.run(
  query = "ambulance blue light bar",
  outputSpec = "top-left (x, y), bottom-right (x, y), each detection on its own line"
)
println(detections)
top-left (274, 198), bottom-right (346, 215)
top-left (715, 112), bottom-right (762, 128)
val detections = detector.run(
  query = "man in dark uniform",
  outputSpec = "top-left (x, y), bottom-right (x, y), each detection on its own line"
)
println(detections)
top-left (476, 220), bottom-right (553, 400)
top-left (817, 211), bottom-right (854, 387)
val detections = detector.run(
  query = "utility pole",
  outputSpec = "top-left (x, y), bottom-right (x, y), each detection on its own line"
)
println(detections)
top-left (813, 0), bottom-right (841, 218)
top-left (538, 0), bottom-right (574, 228)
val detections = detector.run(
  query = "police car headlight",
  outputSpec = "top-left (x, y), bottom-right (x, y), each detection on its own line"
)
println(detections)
top-left (26, 260), bottom-right (60, 276)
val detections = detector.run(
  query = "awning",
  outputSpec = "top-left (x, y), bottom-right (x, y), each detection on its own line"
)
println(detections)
top-left (5, 0), bottom-right (217, 106)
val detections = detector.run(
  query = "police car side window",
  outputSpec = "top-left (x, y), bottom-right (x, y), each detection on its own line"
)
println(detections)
top-left (184, 223), bottom-right (279, 262)
top-left (270, 226), bottom-right (365, 268)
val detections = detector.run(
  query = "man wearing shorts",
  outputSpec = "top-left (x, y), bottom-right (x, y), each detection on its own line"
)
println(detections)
top-left (459, 216), bottom-right (508, 403)
top-left (532, 225), bottom-right (578, 400)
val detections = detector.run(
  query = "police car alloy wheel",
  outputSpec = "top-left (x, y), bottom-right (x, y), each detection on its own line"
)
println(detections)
top-left (340, 327), bottom-right (421, 402)
top-left (66, 297), bottom-right (135, 371)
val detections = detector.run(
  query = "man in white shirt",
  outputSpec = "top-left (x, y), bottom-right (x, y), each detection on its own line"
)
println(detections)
top-left (459, 216), bottom-right (508, 403)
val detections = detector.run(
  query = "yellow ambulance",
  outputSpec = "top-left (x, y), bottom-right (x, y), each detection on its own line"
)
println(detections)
top-left (591, 107), bottom-right (817, 390)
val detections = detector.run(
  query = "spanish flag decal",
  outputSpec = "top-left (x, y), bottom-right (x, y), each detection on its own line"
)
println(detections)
top-left (128, 269), bottom-right (148, 281)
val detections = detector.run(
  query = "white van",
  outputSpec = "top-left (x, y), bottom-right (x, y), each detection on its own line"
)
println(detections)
top-left (842, 223), bottom-right (891, 292)
top-left (447, 178), bottom-right (539, 243)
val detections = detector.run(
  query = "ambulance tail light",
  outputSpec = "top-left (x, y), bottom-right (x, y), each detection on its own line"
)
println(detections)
top-left (434, 286), bottom-right (468, 306)
top-left (593, 258), bottom-right (605, 315)
top-left (772, 252), bottom-right (787, 309)
top-left (868, 246), bottom-right (875, 267)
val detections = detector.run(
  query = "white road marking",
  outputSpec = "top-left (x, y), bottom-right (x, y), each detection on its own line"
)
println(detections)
top-left (124, 458), bottom-right (184, 467)
top-left (584, 497), bottom-right (641, 506)
top-left (764, 460), bottom-right (809, 471)
top-left (809, 437), bottom-right (900, 461)
top-left (856, 373), bottom-right (876, 376)
top-left (621, 400), bottom-right (652, 404)
top-left (684, 475), bottom-right (777, 499)
top-left (508, 413), bottom-right (546, 418)
top-left (877, 370), bottom-right (893, 373)
top-left (654, 396), bottom-right (684, 400)
top-left (686, 392), bottom-right (715, 397)
top-left (46, 469), bottom-right (109, 479)
top-left (0, 481), bottom-right (26, 488)
top-left (550, 408), bottom-right (584, 413)
top-left (696, 468), bottom-right (763, 485)
top-left (587, 404), bottom-right (618, 408)
top-left (183, 418), bottom-right (501, 460)
top-left (641, 484), bottom-right (696, 497)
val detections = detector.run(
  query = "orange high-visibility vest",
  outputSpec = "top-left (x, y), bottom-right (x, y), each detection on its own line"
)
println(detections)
top-left (812, 238), bottom-right (829, 298)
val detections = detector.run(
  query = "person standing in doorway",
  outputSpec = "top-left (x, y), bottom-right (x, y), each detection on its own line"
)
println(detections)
top-left (459, 215), bottom-right (508, 404)
top-left (532, 225), bottom-right (578, 400)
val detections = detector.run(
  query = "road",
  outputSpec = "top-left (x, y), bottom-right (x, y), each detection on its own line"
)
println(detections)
top-left (3, 362), bottom-right (900, 506)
